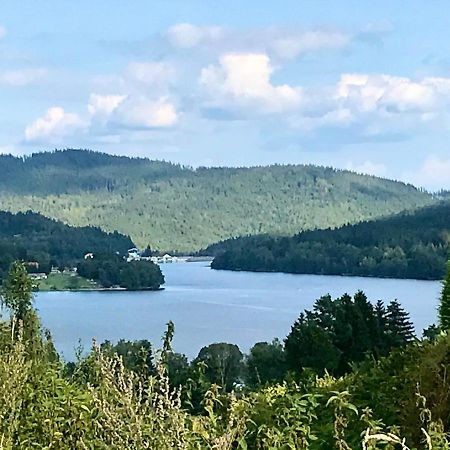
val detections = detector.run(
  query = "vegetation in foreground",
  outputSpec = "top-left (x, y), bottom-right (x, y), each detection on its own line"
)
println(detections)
top-left (0, 261), bottom-right (450, 448)
top-left (0, 149), bottom-right (435, 252)
top-left (208, 201), bottom-right (450, 280)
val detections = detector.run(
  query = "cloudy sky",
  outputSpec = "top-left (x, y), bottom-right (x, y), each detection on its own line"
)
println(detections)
top-left (1, 1), bottom-right (450, 189)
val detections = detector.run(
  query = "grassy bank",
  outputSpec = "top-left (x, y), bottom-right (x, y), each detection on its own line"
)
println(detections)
top-left (36, 273), bottom-right (99, 291)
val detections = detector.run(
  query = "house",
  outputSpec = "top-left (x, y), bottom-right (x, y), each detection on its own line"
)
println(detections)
top-left (29, 273), bottom-right (48, 280)
top-left (63, 267), bottom-right (78, 276)
top-left (127, 248), bottom-right (141, 262)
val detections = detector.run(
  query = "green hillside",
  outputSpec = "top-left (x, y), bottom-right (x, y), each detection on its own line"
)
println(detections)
top-left (209, 201), bottom-right (450, 280)
top-left (0, 209), bottom-right (133, 281)
top-left (0, 149), bottom-right (435, 252)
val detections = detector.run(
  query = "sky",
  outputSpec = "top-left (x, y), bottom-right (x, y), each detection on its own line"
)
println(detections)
top-left (1, 1), bottom-right (450, 190)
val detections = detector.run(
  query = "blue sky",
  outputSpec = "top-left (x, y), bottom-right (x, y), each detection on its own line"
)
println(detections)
top-left (1, 1), bottom-right (450, 189)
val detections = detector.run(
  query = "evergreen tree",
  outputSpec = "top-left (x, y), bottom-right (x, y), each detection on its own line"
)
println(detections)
top-left (285, 292), bottom-right (415, 376)
top-left (284, 313), bottom-right (341, 375)
top-left (386, 300), bottom-right (415, 346)
top-left (438, 262), bottom-right (450, 330)
top-left (374, 300), bottom-right (388, 355)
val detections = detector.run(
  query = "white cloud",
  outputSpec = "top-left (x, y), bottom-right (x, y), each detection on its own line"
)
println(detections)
top-left (288, 73), bottom-right (450, 133)
top-left (117, 97), bottom-right (178, 128)
top-left (200, 52), bottom-right (301, 113)
top-left (25, 107), bottom-right (85, 142)
top-left (346, 160), bottom-right (387, 177)
top-left (0, 68), bottom-right (47, 86)
top-left (0, 26), bottom-right (6, 39)
top-left (125, 61), bottom-right (175, 85)
top-left (270, 30), bottom-right (349, 60)
top-left (166, 23), bottom-right (349, 60)
top-left (88, 94), bottom-right (126, 116)
top-left (404, 156), bottom-right (450, 190)
top-left (25, 93), bottom-right (178, 145)
top-left (335, 74), bottom-right (439, 113)
top-left (167, 23), bottom-right (224, 48)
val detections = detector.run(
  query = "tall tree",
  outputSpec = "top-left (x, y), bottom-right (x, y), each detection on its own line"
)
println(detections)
top-left (285, 313), bottom-right (341, 375)
top-left (438, 262), bottom-right (450, 330)
top-left (386, 300), bottom-right (415, 346)
top-left (1, 261), bottom-right (33, 322)
top-left (245, 339), bottom-right (287, 387)
top-left (194, 343), bottom-right (243, 392)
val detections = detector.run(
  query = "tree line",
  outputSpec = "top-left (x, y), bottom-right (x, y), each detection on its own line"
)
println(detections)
top-left (95, 291), bottom-right (416, 407)
top-left (0, 148), bottom-right (435, 252)
top-left (209, 201), bottom-right (450, 280)
top-left (77, 254), bottom-right (164, 290)
top-left (0, 210), bottom-right (133, 282)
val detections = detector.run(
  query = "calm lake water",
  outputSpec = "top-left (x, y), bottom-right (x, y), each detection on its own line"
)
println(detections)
top-left (35, 262), bottom-right (441, 360)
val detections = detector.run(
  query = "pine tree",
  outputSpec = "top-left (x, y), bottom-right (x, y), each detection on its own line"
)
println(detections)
top-left (386, 299), bottom-right (415, 346)
top-left (438, 262), bottom-right (450, 330)
top-left (374, 300), bottom-right (388, 355)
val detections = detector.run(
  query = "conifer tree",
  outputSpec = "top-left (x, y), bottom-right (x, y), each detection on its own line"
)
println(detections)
top-left (386, 299), bottom-right (415, 346)
top-left (438, 262), bottom-right (450, 330)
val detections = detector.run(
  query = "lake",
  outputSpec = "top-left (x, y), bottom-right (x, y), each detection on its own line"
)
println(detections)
top-left (35, 262), bottom-right (441, 360)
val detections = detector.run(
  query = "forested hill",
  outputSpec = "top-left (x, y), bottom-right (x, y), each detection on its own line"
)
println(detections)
top-left (0, 149), bottom-right (434, 252)
top-left (0, 210), bottom-right (133, 280)
top-left (209, 201), bottom-right (450, 280)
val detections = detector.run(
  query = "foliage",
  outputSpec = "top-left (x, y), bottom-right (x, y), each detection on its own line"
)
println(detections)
top-left (100, 339), bottom-right (156, 378)
top-left (0, 209), bottom-right (133, 282)
top-left (210, 201), bottom-right (450, 280)
top-left (245, 339), bottom-right (287, 387)
top-left (0, 269), bottom-right (449, 448)
top-left (0, 149), bottom-right (434, 252)
top-left (439, 262), bottom-right (450, 329)
top-left (193, 342), bottom-right (244, 392)
top-left (285, 291), bottom-right (414, 376)
top-left (77, 253), bottom-right (165, 290)
top-left (1, 261), bottom-right (34, 321)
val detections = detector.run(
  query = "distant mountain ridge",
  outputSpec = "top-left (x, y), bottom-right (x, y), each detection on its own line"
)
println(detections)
top-left (0, 149), bottom-right (435, 252)
top-left (208, 201), bottom-right (450, 280)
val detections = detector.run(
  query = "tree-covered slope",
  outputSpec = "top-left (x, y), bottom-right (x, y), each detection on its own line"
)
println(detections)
top-left (0, 210), bottom-right (134, 280)
top-left (0, 149), bottom-right (434, 252)
top-left (209, 201), bottom-right (450, 279)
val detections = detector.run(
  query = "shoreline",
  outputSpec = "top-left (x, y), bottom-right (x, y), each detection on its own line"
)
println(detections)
top-left (36, 286), bottom-right (165, 293)
top-left (210, 266), bottom-right (442, 282)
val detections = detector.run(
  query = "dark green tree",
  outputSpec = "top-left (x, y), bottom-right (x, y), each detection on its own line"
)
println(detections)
top-left (285, 314), bottom-right (341, 375)
top-left (423, 324), bottom-right (440, 341)
top-left (245, 339), bottom-right (287, 387)
top-left (193, 343), bottom-right (243, 392)
top-left (100, 339), bottom-right (156, 377)
top-left (386, 300), bottom-right (415, 346)
top-left (438, 262), bottom-right (450, 330)
top-left (285, 292), bottom-right (415, 376)
top-left (374, 300), bottom-right (388, 355)
top-left (166, 352), bottom-right (190, 387)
